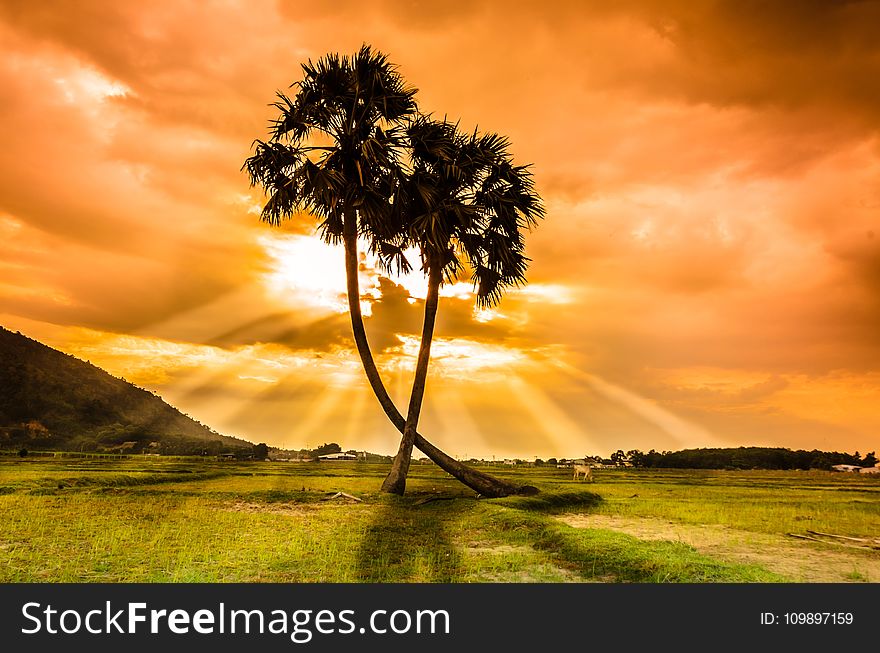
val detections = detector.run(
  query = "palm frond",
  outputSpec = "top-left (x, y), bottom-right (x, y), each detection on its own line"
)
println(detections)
top-left (243, 45), bottom-right (419, 252)
top-left (400, 117), bottom-right (544, 304)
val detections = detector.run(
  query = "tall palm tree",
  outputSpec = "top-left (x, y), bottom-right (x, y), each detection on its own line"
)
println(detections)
top-left (381, 117), bottom-right (545, 494)
top-left (243, 46), bottom-right (531, 497)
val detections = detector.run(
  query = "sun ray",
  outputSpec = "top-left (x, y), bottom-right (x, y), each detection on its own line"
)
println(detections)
top-left (131, 285), bottom-right (264, 342)
top-left (171, 355), bottom-right (315, 436)
top-left (506, 375), bottom-right (592, 456)
top-left (283, 385), bottom-right (346, 447)
top-left (428, 384), bottom-right (490, 457)
top-left (391, 361), bottom-right (409, 410)
top-left (552, 361), bottom-right (723, 449)
top-left (341, 386), bottom-right (369, 447)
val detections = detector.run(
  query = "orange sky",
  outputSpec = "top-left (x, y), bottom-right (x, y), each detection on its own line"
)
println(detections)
top-left (1, 1), bottom-right (878, 458)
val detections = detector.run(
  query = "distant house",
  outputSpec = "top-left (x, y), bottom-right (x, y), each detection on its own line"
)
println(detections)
top-left (318, 452), bottom-right (357, 461)
top-left (859, 466), bottom-right (880, 475)
top-left (558, 458), bottom-right (591, 468)
top-left (831, 464), bottom-right (862, 472)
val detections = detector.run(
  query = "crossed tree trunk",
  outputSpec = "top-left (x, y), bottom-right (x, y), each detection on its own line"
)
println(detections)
top-left (380, 252), bottom-right (441, 494)
top-left (342, 210), bottom-right (530, 497)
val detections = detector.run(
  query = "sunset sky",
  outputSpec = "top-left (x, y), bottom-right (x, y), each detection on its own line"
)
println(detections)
top-left (1, 1), bottom-right (878, 459)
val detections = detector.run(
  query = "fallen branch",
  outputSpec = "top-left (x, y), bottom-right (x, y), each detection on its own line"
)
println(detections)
top-left (806, 530), bottom-right (879, 545)
top-left (787, 533), bottom-right (880, 551)
top-left (322, 491), bottom-right (363, 503)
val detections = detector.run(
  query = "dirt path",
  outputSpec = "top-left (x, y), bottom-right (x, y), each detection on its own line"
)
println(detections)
top-left (559, 514), bottom-right (880, 582)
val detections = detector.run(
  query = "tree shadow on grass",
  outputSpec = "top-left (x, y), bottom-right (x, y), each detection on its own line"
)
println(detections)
top-left (493, 490), bottom-right (603, 513)
top-left (355, 498), bottom-right (467, 582)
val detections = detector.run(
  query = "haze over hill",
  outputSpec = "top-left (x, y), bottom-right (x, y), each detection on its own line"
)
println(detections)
top-left (0, 327), bottom-right (252, 454)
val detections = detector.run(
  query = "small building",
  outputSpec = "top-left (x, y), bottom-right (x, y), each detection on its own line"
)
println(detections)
top-left (317, 452), bottom-right (357, 461)
top-left (831, 464), bottom-right (862, 472)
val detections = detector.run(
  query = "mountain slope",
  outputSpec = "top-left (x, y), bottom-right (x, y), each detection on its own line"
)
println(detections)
top-left (0, 326), bottom-right (252, 454)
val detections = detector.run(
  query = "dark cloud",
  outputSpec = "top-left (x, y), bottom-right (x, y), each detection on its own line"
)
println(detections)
top-left (364, 277), bottom-right (512, 352)
top-left (205, 311), bottom-right (352, 351)
top-left (646, 1), bottom-right (880, 121)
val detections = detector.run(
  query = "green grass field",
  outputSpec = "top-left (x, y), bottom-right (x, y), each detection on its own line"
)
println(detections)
top-left (1, 456), bottom-right (878, 583)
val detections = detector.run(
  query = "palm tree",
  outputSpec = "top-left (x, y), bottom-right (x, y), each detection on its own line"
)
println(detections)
top-left (243, 46), bottom-right (531, 497)
top-left (380, 117), bottom-right (545, 494)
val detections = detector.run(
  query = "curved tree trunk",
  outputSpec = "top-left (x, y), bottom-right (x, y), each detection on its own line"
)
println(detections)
top-left (342, 209), bottom-right (532, 497)
top-left (380, 256), bottom-right (441, 494)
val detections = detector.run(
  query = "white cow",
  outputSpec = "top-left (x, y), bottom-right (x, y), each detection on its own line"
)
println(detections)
top-left (573, 463), bottom-right (593, 482)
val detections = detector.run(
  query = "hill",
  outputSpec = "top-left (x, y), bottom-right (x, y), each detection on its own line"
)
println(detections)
top-left (0, 326), bottom-right (253, 455)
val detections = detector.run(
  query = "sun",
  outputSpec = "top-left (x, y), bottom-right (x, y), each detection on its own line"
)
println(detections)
top-left (259, 233), bottom-right (486, 315)
top-left (259, 233), bottom-right (381, 315)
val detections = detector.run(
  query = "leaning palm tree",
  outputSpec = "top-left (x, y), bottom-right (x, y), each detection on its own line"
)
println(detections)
top-left (243, 46), bottom-right (530, 497)
top-left (381, 117), bottom-right (545, 494)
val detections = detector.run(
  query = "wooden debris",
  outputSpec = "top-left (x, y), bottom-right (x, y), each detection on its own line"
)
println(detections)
top-left (806, 530), bottom-right (879, 545)
top-left (321, 491), bottom-right (363, 503)
top-left (787, 533), bottom-right (848, 547)
top-left (787, 532), bottom-right (880, 551)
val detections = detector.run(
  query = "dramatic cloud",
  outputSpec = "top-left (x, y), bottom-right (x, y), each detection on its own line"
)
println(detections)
top-left (0, 1), bottom-right (878, 456)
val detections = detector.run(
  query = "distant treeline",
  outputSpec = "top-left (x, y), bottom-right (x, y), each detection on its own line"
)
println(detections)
top-left (614, 447), bottom-right (877, 470)
top-left (270, 442), bottom-right (394, 463)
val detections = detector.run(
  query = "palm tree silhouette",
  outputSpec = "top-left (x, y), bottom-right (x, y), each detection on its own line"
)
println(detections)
top-left (243, 46), bottom-right (532, 497)
top-left (380, 117), bottom-right (544, 494)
